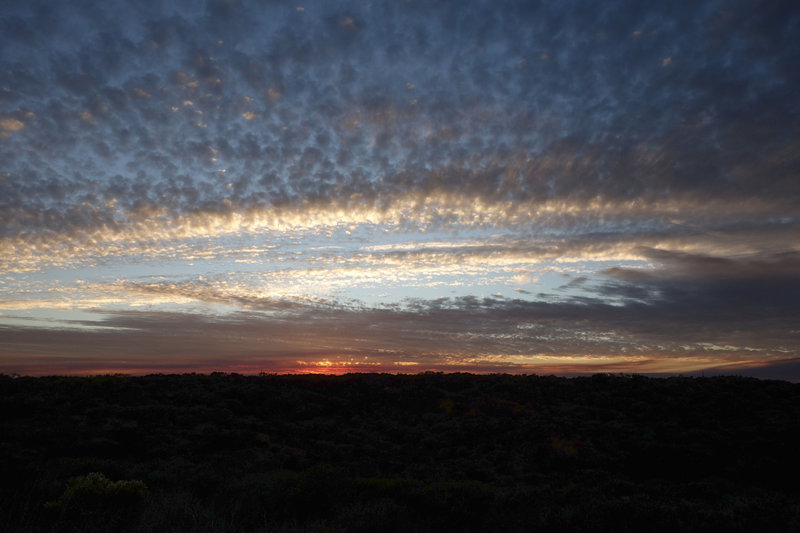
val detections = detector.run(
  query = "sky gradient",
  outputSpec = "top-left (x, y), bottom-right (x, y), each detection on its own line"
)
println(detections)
top-left (2, 0), bottom-right (799, 378)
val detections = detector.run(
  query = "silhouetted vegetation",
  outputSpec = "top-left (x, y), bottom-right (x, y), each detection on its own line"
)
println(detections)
top-left (2, 372), bottom-right (800, 531)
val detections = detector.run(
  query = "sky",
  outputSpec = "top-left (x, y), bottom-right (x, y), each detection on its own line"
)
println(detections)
top-left (1, 0), bottom-right (799, 378)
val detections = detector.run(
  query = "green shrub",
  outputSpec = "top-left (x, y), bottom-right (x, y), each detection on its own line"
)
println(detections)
top-left (46, 471), bottom-right (148, 512)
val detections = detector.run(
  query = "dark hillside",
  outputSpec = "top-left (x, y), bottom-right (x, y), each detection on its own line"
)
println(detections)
top-left (2, 372), bottom-right (799, 532)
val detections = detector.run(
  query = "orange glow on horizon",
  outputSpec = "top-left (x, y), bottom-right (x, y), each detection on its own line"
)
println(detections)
top-left (0, 351), bottom-right (784, 379)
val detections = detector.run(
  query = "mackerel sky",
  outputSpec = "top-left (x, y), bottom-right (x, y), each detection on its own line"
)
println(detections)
top-left (1, 0), bottom-right (799, 377)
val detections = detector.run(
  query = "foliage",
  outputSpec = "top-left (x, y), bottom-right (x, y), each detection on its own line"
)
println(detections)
top-left (1, 372), bottom-right (800, 531)
top-left (43, 472), bottom-right (147, 532)
top-left (46, 472), bottom-right (148, 511)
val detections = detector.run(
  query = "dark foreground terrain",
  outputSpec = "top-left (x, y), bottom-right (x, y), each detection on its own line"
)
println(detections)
top-left (2, 372), bottom-right (800, 532)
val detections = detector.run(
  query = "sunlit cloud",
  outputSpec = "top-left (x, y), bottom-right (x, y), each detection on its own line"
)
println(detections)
top-left (2, 193), bottom-right (794, 274)
top-left (0, 118), bottom-right (25, 131)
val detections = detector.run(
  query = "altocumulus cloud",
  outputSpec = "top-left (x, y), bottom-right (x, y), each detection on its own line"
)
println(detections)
top-left (0, 0), bottom-right (799, 377)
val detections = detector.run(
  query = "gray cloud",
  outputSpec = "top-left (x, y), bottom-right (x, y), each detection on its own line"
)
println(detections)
top-left (601, 250), bottom-right (800, 315)
top-left (2, 0), bottom-right (798, 236)
top-left (2, 281), bottom-right (797, 376)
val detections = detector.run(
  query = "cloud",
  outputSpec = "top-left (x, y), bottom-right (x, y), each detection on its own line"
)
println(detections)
top-left (2, 192), bottom-right (796, 273)
top-left (0, 118), bottom-right (25, 131)
top-left (601, 249), bottom-right (800, 314)
top-left (1, 0), bottom-right (798, 377)
top-left (3, 281), bottom-right (797, 376)
top-left (2, 1), bottom-right (798, 224)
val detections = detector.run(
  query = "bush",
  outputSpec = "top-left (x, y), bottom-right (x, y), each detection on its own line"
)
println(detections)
top-left (46, 472), bottom-right (148, 531)
top-left (47, 472), bottom-right (148, 511)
